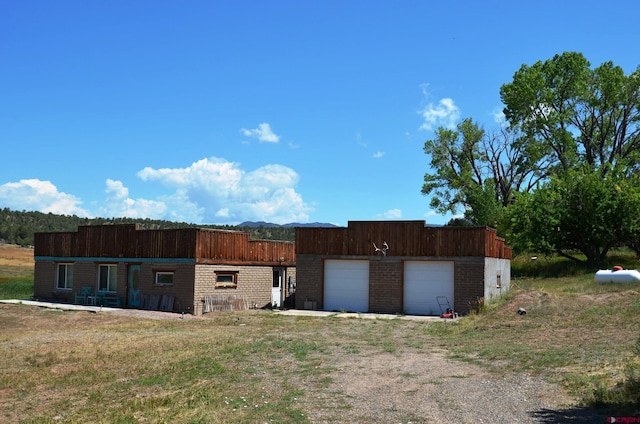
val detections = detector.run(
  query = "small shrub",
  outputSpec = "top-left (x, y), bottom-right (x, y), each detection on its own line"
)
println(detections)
top-left (468, 296), bottom-right (485, 314)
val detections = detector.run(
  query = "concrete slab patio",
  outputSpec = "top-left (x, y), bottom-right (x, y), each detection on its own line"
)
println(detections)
top-left (0, 299), bottom-right (456, 322)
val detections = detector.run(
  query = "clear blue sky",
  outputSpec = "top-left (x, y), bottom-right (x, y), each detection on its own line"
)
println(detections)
top-left (2, 1), bottom-right (638, 226)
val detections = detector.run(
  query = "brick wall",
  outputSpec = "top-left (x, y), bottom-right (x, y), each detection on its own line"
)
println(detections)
top-left (235, 266), bottom-right (272, 308)
top-left (34, 261), bottom-right (56, 300)
top-left (35, 258), bottom-right (290, 315)
top-left (454, 257), bottom-right (486, 314)
top-left (295, 254), bottom-right (493, 316)
top-left (34, 260), bottom-right (125, 303)
top-left (194, 264), bottom-right (275, 315)
top-left (294, 255), bottom-right (323, 309)
top-left (73, 262), bottom-right (101, 295)
top-left (369, 257), bottom-right (403, 313)
top-left (138, 262), bottom-right (195, 313)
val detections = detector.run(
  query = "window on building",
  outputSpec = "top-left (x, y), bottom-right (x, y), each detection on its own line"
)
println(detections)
top-left (155, 271), bottom-right (174, 286)
top-left (56, 263), bottom-right (74, 290)
top-left (99, 264), bottom-right (118, 292)
top-left (215, 271), bottom-right (238, 288)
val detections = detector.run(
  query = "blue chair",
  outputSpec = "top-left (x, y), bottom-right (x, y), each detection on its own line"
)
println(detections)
top-left (74, 287), bottom-right (93, 305)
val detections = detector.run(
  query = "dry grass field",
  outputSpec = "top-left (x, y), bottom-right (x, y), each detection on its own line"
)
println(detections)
top-left (0, 302), bottom-right (597, 424)
top-left (0, 243), bottom-right (34, 278)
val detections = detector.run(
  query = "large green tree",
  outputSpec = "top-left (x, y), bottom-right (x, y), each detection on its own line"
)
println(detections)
top-left (422, 118), bottom-right (547, 227)
top-left (505, 168), bottom-right (640, 265)
top-left (500, 52), bottom-right (640, 177)
top-left (423, 52), bottom-right (640, 264)
top-left (499, 52), bottom-right (640, 263)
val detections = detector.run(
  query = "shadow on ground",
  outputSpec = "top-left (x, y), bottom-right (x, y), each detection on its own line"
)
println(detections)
top-left (530, 406), bottom-right (612, 423)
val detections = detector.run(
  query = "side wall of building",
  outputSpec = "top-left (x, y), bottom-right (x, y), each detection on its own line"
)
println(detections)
top-left (294, 255), bottom-right (323, 310)
top-left (284, 266), bottom-right (297, 308)
top-left (453, 257), bottom-right (486, 313)
top-left (194, 264), bottom-right (297, 315)
top-left (35, 258), bottom-right (295, 316)
top-left (137, 261), bottom-right (195, 313)
top-left (34, 260), bottom-right (130, 303)
top-left (34, 259), bottom-right (196, 313)
top-left (34, 261), bottom-right (60, 300)
top-left (483, 257), bottom-right (511, 301)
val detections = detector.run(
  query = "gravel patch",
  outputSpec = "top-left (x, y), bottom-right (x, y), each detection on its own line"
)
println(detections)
top-left (305, 348), bottom-right (605, 423)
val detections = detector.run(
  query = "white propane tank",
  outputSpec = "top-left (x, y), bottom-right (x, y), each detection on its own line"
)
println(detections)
top-left (594, 267), bottom-right (640, 284)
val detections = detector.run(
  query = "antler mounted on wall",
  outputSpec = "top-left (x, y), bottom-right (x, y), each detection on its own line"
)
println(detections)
top-left (372, 241), bottom-right (389, 256)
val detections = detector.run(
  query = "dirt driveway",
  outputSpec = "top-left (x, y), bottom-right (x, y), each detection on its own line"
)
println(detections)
top-left (310, 348), bottom-right (605, 423)
top-left (277, 310), bottom-right (606, 423)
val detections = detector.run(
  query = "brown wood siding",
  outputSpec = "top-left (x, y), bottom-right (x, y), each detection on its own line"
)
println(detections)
top-left (195, 229), bottom-right (295, 265)
top-left (295, 221), bottom-right (511, 259)
top-left (34, 225), bottom-right (198, 258)
top-left (34, 224), bottom-right (295, 265)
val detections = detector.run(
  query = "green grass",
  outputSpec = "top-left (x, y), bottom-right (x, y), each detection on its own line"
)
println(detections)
top-left (0, 277), bottom-right (33, 300)
top-left (510, 248), bottom-right (639, 278)
top-left (0, 307), bottom-right (428, 423)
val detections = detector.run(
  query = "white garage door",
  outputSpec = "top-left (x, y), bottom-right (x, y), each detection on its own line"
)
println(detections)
top-left (324, 260), bottom-right (369, 312)
top-left (404, 261), bottom-right (454, 315)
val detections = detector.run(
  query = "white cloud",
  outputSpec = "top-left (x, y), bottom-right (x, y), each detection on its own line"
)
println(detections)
top-left (418, 84), bottom-right (460, 131)
top-left (105, 179), bottom-right (128, 200)
top-left (97, 179), bottom-right (173, 220)
top-left (424, 210), bottom-right (439, 219)
top-left (240, 122), bottom-right (280, 143)
top-left (373, 151), bottom-right (385, 159)
top-left (418, 98), bottom-right (460, 131)
top-left (0, 157), bottom-right (312, 225)
top-left (215, 208), bottom-right (230, 218)
top-left (136, 156), bottom-right (311, 224)
top-left (492, 107), bottom-right (506, 126)
top-left (0, 179), bottom-right (90, 217)
top-left (138, 157), bottom-right (243, 196)
top-left (377, 208), bottom-right (402, 220)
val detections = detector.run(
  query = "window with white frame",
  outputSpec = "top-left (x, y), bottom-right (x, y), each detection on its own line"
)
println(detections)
top-left (155, 271), bottom-right (174, 286)
top-left (98, 264), bottom-right (118, 292)
top-left (56, 263), bottom-right (74, 290)
top-left (215, 271), bottom-right (238, 288)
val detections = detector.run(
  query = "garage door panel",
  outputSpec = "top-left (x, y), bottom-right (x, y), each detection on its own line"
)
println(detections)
top-left (324, 260), bottom-right (369, 312)
top-left (404, 261), bottom-right (454, 315)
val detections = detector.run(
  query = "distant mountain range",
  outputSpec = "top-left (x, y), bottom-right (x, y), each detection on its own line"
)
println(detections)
top-left (238, 221), bottom-right (339, 228)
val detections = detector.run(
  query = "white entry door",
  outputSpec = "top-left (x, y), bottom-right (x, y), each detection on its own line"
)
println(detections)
top-left (404, 261), bottom-right (454, 315)
top-left (324, 260), bottom-right (369, 312)
top-left (272, 269), bottom-right (283, 308)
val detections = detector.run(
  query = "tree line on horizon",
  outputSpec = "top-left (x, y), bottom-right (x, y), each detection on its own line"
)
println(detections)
top-left (0, 208), bottom-right (296, 246)
top-left (424, 51), bottom-right (640, 265)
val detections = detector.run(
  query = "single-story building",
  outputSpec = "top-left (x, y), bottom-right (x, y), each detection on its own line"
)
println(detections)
top-left (294, 221), bottom-right (511, 316)
top-left (33, 224), bottom-right (296, 315)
